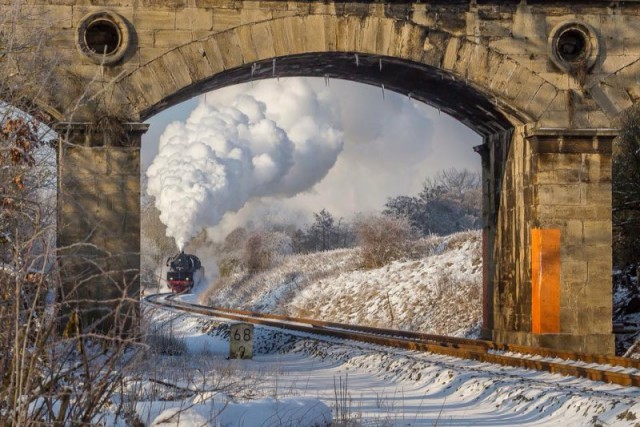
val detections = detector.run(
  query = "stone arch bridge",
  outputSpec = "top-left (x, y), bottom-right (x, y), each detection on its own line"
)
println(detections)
top-left (6, 0), bottom-right (640, 354)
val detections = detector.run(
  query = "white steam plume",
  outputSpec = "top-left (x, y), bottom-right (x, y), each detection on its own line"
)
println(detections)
top-left (146, 78), bottom-right (343, 250)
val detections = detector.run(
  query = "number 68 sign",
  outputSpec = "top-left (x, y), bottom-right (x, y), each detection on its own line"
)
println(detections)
top-left (229, 323), bottom-right (254, 359)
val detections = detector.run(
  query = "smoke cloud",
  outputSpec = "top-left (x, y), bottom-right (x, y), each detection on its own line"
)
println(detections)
top-left (146, 79), bottom-right (343, 249)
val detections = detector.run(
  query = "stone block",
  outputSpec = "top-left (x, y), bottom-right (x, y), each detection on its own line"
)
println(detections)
top-left (71, 6), bottom-right (133, 26)
top-left (336, 16), bottom-right (362, 53)
top-left (62, 147), bottom-right (102, 173)
top-left (154, 30), bottom-right (193, 48)
top-left (451, 39), bottom-right (474, 77)
top-left (376, 17), bottom-right (397, 56)
top-left (589, 83), bottom-right (634, 117)
top-left (559, 309), bottom-right (580, 334)
top-left (240, 7), bottom-right (272, 25)
top-left (583, 183), bottom-right (612, 207)
top-left (308, 2), bottom-right (336, 15)
top-left (250, 20), bottom-right (276, 59)
top-left (214, 29), bottom-right (245, 68)
top-left (441, 36), bottom-right (460, 70)
top-left (624, 37), bottom-right (640, 55)
top-left (141, 59), bottom-right (176, 102)
top-left (235, 25), bottom-right (257, 63)
top-left (537, 153), bottom-right (583, 170)
top-left (160, 49), bottom-right (194, 89)
top-left (134, 9), bottom-right (175, 30)
top-left (513, 74), bottom-right (546, 113)
top-left (488, 58), bottom-right (518, 94)
top-left (269, 18), bottom-right (292, 57)
top-left (105, 148), bottom-right (140, 174)
top-left (142, 0), bottom-right (186, 7)
top-left (359, 16), bottom-right (381, 55)
top-left (537, 184), bottom-right (582, 206)
top-left (176, 8), bottom-right (212, 30)
top-left (178, 42), bottom-right (214, 81)
top-left (563, 220), bottom-right (583, 245)
top-left (579, 307), bottom-right (612, 335)
top-left (283, 15), bottom-right (306, 54)
top-left (583, 334), bottom-right (614, 355)
top-left (26, 5), bottom-right (73, 28)
top-left (465, 44), bottom-right (491, 86)
top-left (535, 333), bottom-right (583, 352)
top-left (396, 22), bottom-right (426, 61)
top-left (586, 269), bottom-right (613, 300)
top-left (561, 260), bottom-right (588, 284)
top-left (302, 15), bottom-right (326, 53)
top-left (200, 38), bottom-right (225, 73)
top-left (212, 8), bottom-right (241, 32)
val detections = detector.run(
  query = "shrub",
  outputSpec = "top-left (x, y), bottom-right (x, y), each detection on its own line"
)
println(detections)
top-left (244, 231), bottom-right (293, 274)
top-left (357, 214), bottom-right (412, 269)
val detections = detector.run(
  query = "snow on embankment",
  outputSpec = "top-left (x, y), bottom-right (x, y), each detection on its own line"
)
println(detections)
top-left (203, 230), bottom-right (482, 338)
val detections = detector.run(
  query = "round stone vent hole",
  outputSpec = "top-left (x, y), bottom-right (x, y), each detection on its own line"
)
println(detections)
top-left (556, 29), bottom-right (588, 63)
top-left (85, 19), bottom-right (121, 55)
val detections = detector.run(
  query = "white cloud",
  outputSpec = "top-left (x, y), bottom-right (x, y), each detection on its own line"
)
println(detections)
top-left (146, 78), bottom-right (343, 249)
top-left (144, 77), bottom-right (482, 243)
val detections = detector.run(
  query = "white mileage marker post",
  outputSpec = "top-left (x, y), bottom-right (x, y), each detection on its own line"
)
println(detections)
top-left (229, 323), bottom-right (254, 359)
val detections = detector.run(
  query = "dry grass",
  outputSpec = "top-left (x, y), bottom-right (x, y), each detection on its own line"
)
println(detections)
top-left (202, 230), bottom-right (483, 338)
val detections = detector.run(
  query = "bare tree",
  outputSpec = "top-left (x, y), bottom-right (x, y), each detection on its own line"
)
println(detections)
top-left (0, 3), bottom-right (145, 424)
top-left (385, 168), bottom-right (482, 236)
top-left (613, 105), bottom-right (640, 267)
top-left (356, 214), bottom-right (412, 269)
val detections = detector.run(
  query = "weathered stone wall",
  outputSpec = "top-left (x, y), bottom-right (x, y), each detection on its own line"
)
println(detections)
top-left (490, 127), bottom-right (536, 346)
top-left (6, 1), bottom-right (640, 127)
top-left (57, 124), bottom-right (147, 333)
top-left (528, 130), bottom-right (615, 353)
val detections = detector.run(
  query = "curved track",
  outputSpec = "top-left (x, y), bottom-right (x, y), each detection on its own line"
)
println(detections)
top-left (144, 293), bottom-right (640, 387)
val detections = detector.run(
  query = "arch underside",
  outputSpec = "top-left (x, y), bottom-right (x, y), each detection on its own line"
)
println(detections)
top-left (141, 53), bottom-right (516, 137)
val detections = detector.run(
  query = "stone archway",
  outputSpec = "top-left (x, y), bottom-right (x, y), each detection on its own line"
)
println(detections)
top-left (21, 1), bottom-right (633, 353)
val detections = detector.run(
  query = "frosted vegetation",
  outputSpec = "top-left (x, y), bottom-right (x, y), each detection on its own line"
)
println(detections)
top-left (201, 230), bottom-right (483, 338)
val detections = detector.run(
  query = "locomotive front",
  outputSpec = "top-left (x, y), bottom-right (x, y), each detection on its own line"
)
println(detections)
top-left (166, 251), bottom-right (202, 293)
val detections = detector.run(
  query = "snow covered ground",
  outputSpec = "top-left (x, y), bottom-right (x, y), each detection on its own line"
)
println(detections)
top-left (130, 301), bottom-right (640, 426)
top-left (203, 231), bottom-right (483, 338)
top-left (126, 229), bottom-right (640, 425)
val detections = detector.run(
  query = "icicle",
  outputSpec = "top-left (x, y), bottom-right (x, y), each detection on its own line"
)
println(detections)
top-left (381, 83), bottom-right (385, 100)
top-left (379, 58), bottom-right (382, 71)
top-left (272, 58), bottom-right (276, 77)
top-left (324, 74), bottom-right (330, 87)
top-left (438, 107), bottom-right (441, 116)
top-left (408, 92), bottom-right (413, 100)
top-left (251, 63), bottom-right (257, 78)
top-left (355, 53), bottom-right (360, 67)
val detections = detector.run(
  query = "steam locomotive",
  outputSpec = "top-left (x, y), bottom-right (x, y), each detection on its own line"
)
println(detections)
top-left (166, 251), bottom-right (203, 294)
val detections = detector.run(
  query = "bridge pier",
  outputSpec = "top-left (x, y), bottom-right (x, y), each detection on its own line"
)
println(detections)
top-left (56, 122), bottom-right (147, 334)
top-left (491, 128), bottom-right (616, 355)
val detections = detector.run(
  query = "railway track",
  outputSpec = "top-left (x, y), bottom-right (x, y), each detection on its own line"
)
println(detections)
top-left (144, 293), bottom-right (640, 387)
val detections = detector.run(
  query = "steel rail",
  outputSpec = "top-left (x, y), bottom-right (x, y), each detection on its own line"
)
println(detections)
top-left (144, 293), bottom-right (640, 387)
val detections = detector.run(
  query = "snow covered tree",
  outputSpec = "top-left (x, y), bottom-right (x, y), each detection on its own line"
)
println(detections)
top-left (310, 209), bottom-right (336, 251)
top-left (384, 168), bottom-right (482, 236)
top-left (293, 209), bottom-right (357, 253)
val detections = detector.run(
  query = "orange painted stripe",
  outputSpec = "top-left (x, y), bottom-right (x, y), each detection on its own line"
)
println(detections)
top-left (531, 228), bottom-right (561, 334)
